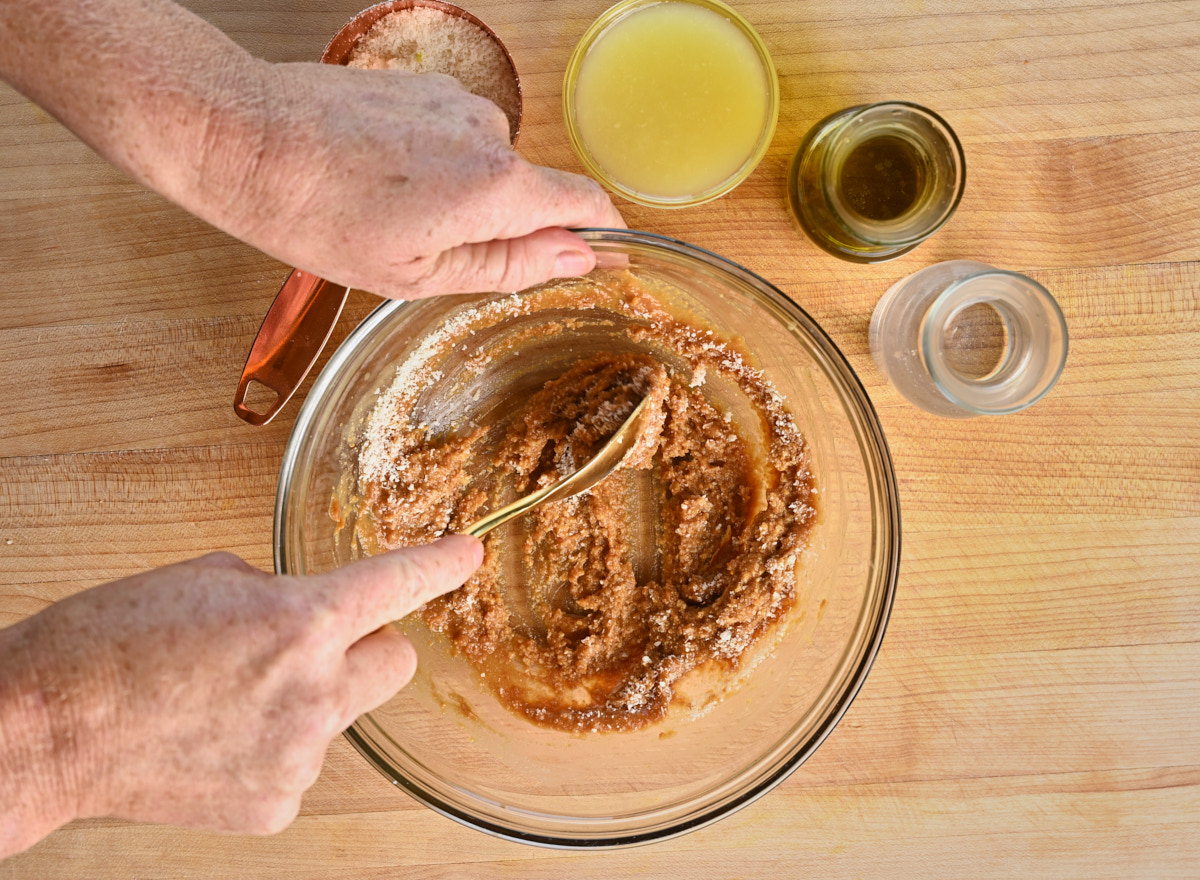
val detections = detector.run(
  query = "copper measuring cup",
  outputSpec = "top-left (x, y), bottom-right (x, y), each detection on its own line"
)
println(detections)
top-left (233, 0), bottom-right (523, 425)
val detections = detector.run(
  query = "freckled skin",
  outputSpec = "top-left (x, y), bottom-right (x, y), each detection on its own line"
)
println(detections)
top-left (0, 0), bottom-right (625, 301)
top-left (0, 539), bottom-right (482, 857)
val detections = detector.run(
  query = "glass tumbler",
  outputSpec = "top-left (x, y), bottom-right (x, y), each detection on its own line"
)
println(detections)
top-left (869, 260), bottom-right (1069, 418)
top-left (788, 102), bottom-right (966, 262)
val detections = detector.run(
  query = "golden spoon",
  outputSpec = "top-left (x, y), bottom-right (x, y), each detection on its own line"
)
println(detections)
top-left (465, 396), bottom-right (652, 539)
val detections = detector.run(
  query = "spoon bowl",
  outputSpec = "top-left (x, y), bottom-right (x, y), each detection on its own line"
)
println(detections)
top-left (465, 395), bottom-right (652, 538)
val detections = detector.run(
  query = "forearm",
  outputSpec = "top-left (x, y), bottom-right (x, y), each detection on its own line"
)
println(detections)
top-left (0, 0), bottom-right (268, 230)
top-left (0, 619), bottom-right (78, 859)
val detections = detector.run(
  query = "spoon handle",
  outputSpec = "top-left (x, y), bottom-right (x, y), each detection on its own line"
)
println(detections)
top-left (465, 480), bottom-right (563, 539)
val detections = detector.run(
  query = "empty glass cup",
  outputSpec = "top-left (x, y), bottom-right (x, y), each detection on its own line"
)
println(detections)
top-left (869, 260), bottom-right (1069, 418)
top-left (788, 102), bottom-right (966, 262)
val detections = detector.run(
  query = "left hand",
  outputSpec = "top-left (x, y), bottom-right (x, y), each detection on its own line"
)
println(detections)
top-left (210, 63), bottom-right (625, 299)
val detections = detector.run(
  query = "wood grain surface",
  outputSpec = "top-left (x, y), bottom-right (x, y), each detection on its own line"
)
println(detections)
top-left (2, 0), bottom-right (1199, 876)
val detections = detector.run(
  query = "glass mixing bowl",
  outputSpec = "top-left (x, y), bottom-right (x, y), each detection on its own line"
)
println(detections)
top-left (274, 229), bottom-right (900, 848)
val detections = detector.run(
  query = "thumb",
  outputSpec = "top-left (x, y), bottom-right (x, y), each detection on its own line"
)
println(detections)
top-left (314, 535), bottom-right (483, 639)
top-left (412, 227), bottom-right (604, 297)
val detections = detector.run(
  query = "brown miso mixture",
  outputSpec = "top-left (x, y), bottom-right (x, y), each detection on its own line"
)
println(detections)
top-left (350, 274), bottom-right (817, 733)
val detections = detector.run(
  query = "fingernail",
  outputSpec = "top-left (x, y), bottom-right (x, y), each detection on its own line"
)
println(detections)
top-left (463, 535), bottom-right (484, 568)
top-left (553, 250), bottom-right (592, 278)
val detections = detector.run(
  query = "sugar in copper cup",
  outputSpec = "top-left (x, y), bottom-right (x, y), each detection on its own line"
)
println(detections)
top-left (324, 0), bottom-right (523, 144)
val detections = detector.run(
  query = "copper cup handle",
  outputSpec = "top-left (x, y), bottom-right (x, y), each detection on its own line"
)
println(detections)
top-left (233, 270), bottom-right (350, 425)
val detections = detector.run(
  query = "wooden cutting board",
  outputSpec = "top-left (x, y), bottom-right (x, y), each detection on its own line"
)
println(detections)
top-left (2, 0), bottom-right (1199, 876)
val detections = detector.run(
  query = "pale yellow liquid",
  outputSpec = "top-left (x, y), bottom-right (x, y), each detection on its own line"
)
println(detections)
top-left (574, 2), bottom-right (770, 200)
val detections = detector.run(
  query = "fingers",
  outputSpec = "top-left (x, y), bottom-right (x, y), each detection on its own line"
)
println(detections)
top-left (451, 159), bottom-right (624, 246)
top-left (522, 164), bottom-right (627, 232)
top-left (322, 538), bottom-right (481, 720)
top-left (421, 163), bottom-right (625, 295)
top-left (342, 625), bottom-right (419, 714)
top-left (394, 162), bottom-right (627, 297)
top-left (408, 226), bottom-right (604, 297)
top-left (314, 535), bottom-right (483, 639)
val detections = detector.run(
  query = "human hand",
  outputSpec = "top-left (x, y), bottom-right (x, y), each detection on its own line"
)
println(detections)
top-left (207, 63), bottom-right (625, 299)
top-left (0, 0), bottom-right (623, 302)
top-left (0, 536), bottom-right (481, 854)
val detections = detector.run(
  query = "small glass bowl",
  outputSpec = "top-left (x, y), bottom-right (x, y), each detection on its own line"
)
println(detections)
top-left (274, 230), bottom-right (899, 848)
top-left (562, 0), bottom-right (779, 208)
top-left (788, 102), bottom-right (966, 262)
top-left (869, 260), bottom-right (1069, 417)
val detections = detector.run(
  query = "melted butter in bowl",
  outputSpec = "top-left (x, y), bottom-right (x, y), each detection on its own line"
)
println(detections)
top-left (341, 271), bottom-right (817, 733)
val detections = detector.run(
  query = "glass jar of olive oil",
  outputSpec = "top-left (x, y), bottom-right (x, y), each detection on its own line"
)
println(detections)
top-left (788, 102), bottom-right (966, 262)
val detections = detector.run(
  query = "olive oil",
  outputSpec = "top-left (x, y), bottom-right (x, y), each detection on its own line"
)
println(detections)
top-left (838, 134), bottom-right (924, 222)
top-left (787, 102), bottom-right (965, 262)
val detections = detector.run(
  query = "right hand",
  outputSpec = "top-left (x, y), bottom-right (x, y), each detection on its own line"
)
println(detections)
top-left (0, 536), bottom-right (481, 857)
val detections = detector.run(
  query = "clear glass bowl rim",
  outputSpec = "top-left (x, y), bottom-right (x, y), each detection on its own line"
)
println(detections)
top-left (921, 267), bottom-right (1069, 415)
top-left (273, 228), bottom-right (902, 849)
